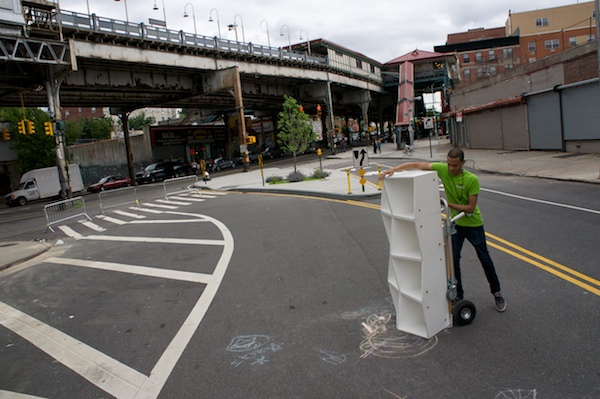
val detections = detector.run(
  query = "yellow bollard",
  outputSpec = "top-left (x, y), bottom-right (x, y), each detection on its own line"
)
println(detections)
top-left (377, 165), bottom-right (382, 190)
top-left (346, 168), bottom-right (352, 194)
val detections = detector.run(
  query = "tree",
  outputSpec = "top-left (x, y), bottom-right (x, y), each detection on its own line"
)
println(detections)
top-left (128, 112), bottom-right (155, 130)
top-left (277, 95), bottom-right (316, 172)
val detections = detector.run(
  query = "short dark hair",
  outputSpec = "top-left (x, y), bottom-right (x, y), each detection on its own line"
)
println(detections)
top-left (448, 147), bottom-right (464, 161)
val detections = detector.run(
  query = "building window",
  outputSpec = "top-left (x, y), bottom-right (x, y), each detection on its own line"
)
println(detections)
top-left (488, 50), bottom-right (495, 60)
top-left (476, 67), bottom-right (483, 78)
top-left (528, 42), bottom-right (536, 53)
top-left (462, 53), bottom-right (469, 63)
top-left (505, 64), bottom-right (513, 70)
top-left (475, 52), bottom-right (482, 62)
top-left (489, 66), bottom-right (497, 75)
top-left (65, 110), bottom-right (70, 118)
top-left (502, 48), bottom-right (513, 59)
top-left (91, 107), bottom-right (97, 114)
top-left (569, 37), bottom-right (577, 47)
top-left (356, 59), bottom-right (362, 69)
top-left (536, 17), bottom-right (549, 27)
top-left (463, 69), bottom-right (471, 81)
top-left (545, 39), bottom-right (560, 50)
top-left (588, 34), bottom-right (596, 41)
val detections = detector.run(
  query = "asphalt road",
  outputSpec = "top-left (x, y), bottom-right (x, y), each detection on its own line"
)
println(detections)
top-left (0, 167), bottom-right (598, 399)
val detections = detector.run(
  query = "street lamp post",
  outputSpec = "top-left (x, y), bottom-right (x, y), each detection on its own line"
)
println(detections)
top-left (209, 8), bottom-right (221, 39)
top-left (153, 0), bottom-right (167, 27)
top-left (299, 29), bottom-right (311, 55)
top-left (280, 24), bottom-right (291, 52)
top-left (260, 20), bottom-right (271, 48)
top-left (114, 0), bottom-right (129, 23)
top-left (183, 3), bottom-right (197, 35)
top-left (234, 14), bottom-right (245, 43)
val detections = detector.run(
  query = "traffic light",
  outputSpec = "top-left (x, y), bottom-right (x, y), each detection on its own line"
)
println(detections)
top-left (317, 104), bottom-right (322, 117)
top-left (17, 120), bottom-right (25, 135)
top-left (26, 119), bottom-right (35, 134)
top-left (1, 129), bottom-right (10, 141)
top-left (44, 121), bottom-right (54, 136)
top-left (244, 135), bottom-right (256, 144)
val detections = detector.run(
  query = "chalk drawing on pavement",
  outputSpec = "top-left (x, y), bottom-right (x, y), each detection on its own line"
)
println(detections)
top-left (359, 313), bottom-right (438, 359)
top-left (317, 350), bottom-right (347, 365)
top-left (227, 335), bottom-right (282, 367)
top-left (495, 389), bottom-right (537, 399)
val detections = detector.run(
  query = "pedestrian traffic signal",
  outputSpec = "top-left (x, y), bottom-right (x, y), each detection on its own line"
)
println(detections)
top-left (43, 121), bottom-right (54, 136)
top-left (26, 119), bottom-right (35, 134)
top-left (17, 120), bottom-right (25, 134)
top-left (1, 129), bottom-right (10, 141)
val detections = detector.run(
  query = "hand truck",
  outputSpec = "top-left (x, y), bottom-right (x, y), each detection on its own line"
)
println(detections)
top-left (441, 198), bottom-right (477, 326)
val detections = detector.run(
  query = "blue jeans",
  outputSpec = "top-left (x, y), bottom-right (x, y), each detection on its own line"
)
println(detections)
top-left (452, 225), bottom-right (501, 299)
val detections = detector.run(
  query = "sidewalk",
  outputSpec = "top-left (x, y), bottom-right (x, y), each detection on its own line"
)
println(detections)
top-left (202, 136), bottom-right (600, 197)
top-left (1, 137), bottom-right (598, 271)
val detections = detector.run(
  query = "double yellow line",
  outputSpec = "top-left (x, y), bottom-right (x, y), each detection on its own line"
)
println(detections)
top-left (485, 232), bottom-right (600, 297)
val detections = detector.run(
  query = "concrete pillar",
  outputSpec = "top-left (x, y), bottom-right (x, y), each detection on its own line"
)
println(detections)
top-left (44, 70), bottom-right (71, 199)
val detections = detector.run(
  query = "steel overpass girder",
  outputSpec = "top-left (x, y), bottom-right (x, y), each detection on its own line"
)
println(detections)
top-left (0, 35), bottom-right (71, 65)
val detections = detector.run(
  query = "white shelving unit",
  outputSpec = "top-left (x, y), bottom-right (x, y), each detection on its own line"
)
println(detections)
top-left (381, 170), bottom-right (451, 339)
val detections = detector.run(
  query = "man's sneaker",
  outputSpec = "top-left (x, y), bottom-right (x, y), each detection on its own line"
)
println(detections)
top-left (494, 294), bottom-right (507, 312)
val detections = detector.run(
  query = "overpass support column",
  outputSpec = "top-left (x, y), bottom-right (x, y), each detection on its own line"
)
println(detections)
top-left (340, 89), bottom-right (372, 138)
top-left (44, 69), bottom-right (71, 199)
top-left (325, 79), bottom-right (335, 153)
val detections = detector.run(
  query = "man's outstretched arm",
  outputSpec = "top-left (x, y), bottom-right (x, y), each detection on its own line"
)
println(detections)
top-left (379, 162), bottom-right (433, 180)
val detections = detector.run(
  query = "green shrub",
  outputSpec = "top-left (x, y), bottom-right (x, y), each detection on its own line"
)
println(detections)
top-left (286, 171), bottom-right (306, 182)
top-left (266, 175), bottom-right (284, 184)
top-left (311, 169), bottom-right (330, 179)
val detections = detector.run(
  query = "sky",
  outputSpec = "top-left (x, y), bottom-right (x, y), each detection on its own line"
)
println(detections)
top-left (58, 0), bottom-right (588, 64)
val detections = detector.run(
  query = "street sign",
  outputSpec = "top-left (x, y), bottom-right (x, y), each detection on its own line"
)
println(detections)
top-left (352, 147), bottom-right (369, 169)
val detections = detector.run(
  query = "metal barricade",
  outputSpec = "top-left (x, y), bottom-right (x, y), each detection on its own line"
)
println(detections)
top-left (44, 196), bottom-right (92, 233)
top-left (163, 175), bottom-right (200, 200)
top-left (98, 186), bottom-right (140, 215)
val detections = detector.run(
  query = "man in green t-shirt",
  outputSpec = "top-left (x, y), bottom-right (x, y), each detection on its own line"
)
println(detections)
top-left (380, 147), bottom-right (506, 312)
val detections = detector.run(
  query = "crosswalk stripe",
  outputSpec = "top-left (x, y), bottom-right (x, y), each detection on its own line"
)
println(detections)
top-left (168, 196), bottom-right (206, 202)
top-left (57, 225), bottom-right (82, 239)
top-left (142, 202), bottom-right (178, 209)
top-left (114, 210), bottom-right (147, 219)
top-left (96, 214), bottom-right (127, 225)
top-left (131, 207), bottom-right (163, 214)
top-left (78, 220), bottom-right (106, 232)
top-left (156, 199), bottom-right (191, 206)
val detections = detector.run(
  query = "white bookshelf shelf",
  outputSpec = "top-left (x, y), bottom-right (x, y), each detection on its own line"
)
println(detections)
top-left (381, 170), bottom-right (451, 339)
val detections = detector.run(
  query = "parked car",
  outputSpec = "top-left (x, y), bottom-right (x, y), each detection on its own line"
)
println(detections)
top-left (261, 147), bottom-right (283, 159)
top-left (87, 175), bottom-right (132, 193)
top-left (211, 157), bottom-right (237, 171)
top-left (135, 161), bottom-right (181, 184)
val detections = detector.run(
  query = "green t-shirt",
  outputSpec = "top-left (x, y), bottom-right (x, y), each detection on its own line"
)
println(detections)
top-left (432, 163), bottom-right (483, 227)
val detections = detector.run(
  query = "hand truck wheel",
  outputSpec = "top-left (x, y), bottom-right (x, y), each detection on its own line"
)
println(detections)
top-left (453, 299), bottom-right (477, 326)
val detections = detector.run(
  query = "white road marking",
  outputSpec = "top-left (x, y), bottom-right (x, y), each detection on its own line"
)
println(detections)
top-left (78, 220), bottom-right (106, 232)
top-left (114, 210), bottom-right (147, 219)
top-left (4, 212), bottom-right (235, 399)
top-left (96, 215), bottom-right (128, 225)
top-left (57, 225), bottom-right (83, 239)
top-left (131, 208), bottom-right (163, 214)
top-left (481, 188), bottom-right (600, 215)
top-left (141, 203), bottom-right (178, 210)
top-left (82, 235), bottom-right (225, 246)
top-left (128, 219), bottom-right (209, 224)
top-left (0, 301), bottom-right (147, 399)
top-left (0, 390), bottom-right (47, 398)
top-left (45, 257), bottom-right (213, 284)
top-left (156, 199), bottom-right (191, 206)
top-left (134, 215), bottom-right (234, 399)
top-left (168, 196), bottom-right (207, 202)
